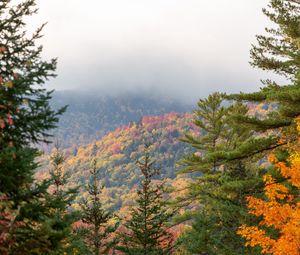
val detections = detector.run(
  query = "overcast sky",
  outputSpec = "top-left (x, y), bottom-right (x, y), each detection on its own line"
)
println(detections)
top-left (27, 0), bottom-right (279, 101)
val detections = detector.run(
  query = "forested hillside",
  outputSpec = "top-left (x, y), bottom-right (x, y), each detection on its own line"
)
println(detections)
top-left (2, 1), bottom-right (300, 254)
top-left (38, 112), bottom-right (197, 211)
top-left (50, 91), bottom-right (193, 147)
top-left (38, 101), bottom-right (273, 212)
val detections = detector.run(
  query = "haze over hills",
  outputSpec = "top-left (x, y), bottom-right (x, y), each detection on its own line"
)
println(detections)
top-left (35, 91), bottom-right (200, 211)
top-left (50, 90), bottom-right (194, 148)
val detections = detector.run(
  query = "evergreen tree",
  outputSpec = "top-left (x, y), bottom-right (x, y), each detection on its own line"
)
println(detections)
top-left (80, 153), bottom-right (117, 255)
top-left (45, 147), bottom-right (88, 255)
top-left (226, 0), bottom-right (300, 159)
top-left (0, 0), bottom-right (64, 199)
top-left (178, 96), bottom-right (263, 255)
top-left (0, 1), bottom-right (66, 253)
top-left (178, 1), bottom-right (300, 253)
top-left (116, 147), bottom-right (174, 255)
top-left (180, 92), bottom-right (227, 173)
top-left (7, 147), bottom-right (88, 254)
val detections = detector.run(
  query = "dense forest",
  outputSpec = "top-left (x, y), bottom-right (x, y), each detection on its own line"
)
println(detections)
top-left (50, 91), bottom-right (192, 148)
top-left (37, 112), bottom-right (197, 211)
top-left (1, 0), bottom-right (300, 254)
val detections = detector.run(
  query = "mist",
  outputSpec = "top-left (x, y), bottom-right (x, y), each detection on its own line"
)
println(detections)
top-left (26, 0), bottom-right (283, 102)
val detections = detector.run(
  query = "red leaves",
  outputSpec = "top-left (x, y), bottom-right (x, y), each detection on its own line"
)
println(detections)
top-left (0, 113), bottom-right (14, 129)
top-left (0, 118), bottom-right (5, 129)
top-left (7, 113), bottom-right (13, 126)
top-left (0, 46), bottom-right (6, 53)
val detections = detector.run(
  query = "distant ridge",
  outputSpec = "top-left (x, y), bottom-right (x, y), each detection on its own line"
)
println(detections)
top-left (50, 91), bottom-right (194, 148)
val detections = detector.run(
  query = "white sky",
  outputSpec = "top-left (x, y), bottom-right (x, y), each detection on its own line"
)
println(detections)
top-left (27, 0), bottom-right (278, 101)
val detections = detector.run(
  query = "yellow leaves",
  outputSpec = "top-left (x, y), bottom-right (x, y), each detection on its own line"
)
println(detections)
top-left (22, 99), bottom-right (29, 105)
top-left (25, 60), bottom-right (32, 67)
top-left (263, 175), bottom-right (289, 201)
top-left (238, 218), bottom-right (300, 255)
top-left (237, 226), bottom-right (275, 254)
top-left (296, 117), bottom-right (300, 134)
top-left (281, 152), bottom-right (300, 188)
top-left (238, 118), bottom-right (300, 253)
top-left (238, 151), bottom-right (300, 254)
top-left (237, 109), bottom-right (300, 255)
top-left (3, 81), bottom-right (13, 88)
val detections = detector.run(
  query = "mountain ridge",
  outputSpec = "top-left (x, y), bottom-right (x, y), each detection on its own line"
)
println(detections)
top-left (50, 91), bottom-right (194, 148)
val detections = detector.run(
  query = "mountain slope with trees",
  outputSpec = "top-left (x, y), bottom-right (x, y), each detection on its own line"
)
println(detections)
top-left (2, 0), bottom-right (300, 253)
top-left (38, 102), bottom-right (269, 212)
top-left (50, 91), bottom-right (193, 148)
top-left (37, 112), bottom-right (198, 211)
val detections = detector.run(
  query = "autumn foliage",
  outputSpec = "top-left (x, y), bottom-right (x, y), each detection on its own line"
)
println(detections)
top-left (237, 126), bottom-right (300, 254)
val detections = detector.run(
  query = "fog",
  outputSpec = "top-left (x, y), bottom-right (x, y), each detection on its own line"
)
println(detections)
top-left (26, 0), bottom-right (283, 102)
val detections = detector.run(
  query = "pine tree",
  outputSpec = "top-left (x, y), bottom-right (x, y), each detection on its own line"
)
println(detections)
top-left (178, 2), bottom-right (300, 253)
top-left (0, 1), bottom-right (66, 253)
top-left (180, 92), bottom-right (227, 173)
top-left (80, 155), bottom-right (117, 255)
top-left (178, 96), bottom-right (263, 255)
top-left (116, 147), bottom-right (174, 255)
top-left (226, 0), bottom-right (300, 159)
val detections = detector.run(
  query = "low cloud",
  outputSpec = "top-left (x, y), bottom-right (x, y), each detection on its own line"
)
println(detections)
top-left (26, 0), bottom-right (283, 102)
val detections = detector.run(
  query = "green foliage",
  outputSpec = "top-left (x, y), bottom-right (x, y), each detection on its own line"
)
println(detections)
top-left (7, 148), bottom-right (88, 255)
top-left (0, 0), bottom-right (65, 200)
top-left (0, 1), bottom-right (66, 254)
top-left (250, 0), bottom-right (300, 79)
top-left (179, 206), bottom-right (261, 255)
top-left (180, 94), bottom-right (255, 173)
top-left (178, 95), bottom-right (263, 254)
top-left (80, 153), bottom-right (118, 255)
top-left (115, 147), bottom-right (175, 255)
top-left (45, 147), bottom-right (87, 255)
top-left (180, 92), bottom-right (227, 173)
top-left (178, 2), bottom-right (300, 254)
top-left (227, 0), bottom-right (300, 156)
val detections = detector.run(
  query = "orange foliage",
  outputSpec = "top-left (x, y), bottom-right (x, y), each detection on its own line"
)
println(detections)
top-left (237, 128), bottom-right (300, 254)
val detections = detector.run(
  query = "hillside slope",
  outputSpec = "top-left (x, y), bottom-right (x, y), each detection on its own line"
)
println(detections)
top-left (38, 112), bottom-right (197, 210)
top-left (38, 101), bottom-right (274, 211)
top-left (50, 91), bottom-right (193, 148)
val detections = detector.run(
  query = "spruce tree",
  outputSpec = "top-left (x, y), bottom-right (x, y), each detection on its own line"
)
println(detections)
top-left (7, 147), bottom-right (88, 255)
top-left (80, 155), bottom-right (117, 255)
top-left (116, 148), bottom-right (174, 255)
top-left (0, 0), bottom-right (64, 198)
top-left (0, 1), bottom-right (66, 253)
top-left (178, 96), bottom-right (263, 255)
top-left (45, 147), bottom-right (88, 255)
